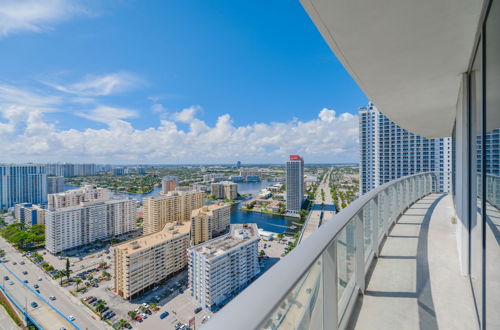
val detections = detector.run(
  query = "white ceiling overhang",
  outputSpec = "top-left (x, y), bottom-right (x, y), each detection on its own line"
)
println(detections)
top-left (300, 0), bottom-right (484, 138)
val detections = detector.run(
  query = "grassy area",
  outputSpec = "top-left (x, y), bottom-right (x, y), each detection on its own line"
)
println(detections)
top-left (0, 223), bottom-right (45, 251)
top-left (0, 290), bottom-right (24, 327)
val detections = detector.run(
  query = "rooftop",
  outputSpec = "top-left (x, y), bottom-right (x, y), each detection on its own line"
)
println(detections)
top-left (190, 223), bottom-right (259, 258)
top-left (145, 189), bottom-right (200, 201)
top-left (191, 202), bottom-right (231, 217)
top-left (112, 221), bottom-right (190, 254)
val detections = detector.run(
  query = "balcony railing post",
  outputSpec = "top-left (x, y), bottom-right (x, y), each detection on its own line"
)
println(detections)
top-left (355, 211), bottom-right (365, 293)
top-left (372, 197), bottom-right (380, 257)
top-left (322, 241), bottom-right (338, 329)
top-left (384, 188), bottom-right (390, 237)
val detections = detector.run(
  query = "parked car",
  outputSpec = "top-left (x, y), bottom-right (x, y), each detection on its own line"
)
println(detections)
top-left (160, 311), bottom-right (169, 319)
top-left (35, 289), bottom-right (40, 294)
top-left (8, 281), bottom-right (14, 285)
top-left (3, 276), bottom-right (9, 280)
top-left (50, 296), bottom-right (56, 301)
top-left (124, 323), bottom-right (132, 329)
top-left (105, 312), bottom-right (115, 320)
top-left (144, 309), bottom-right (152, 315)
top-left (31, 302), bottom-right (38, 308)
top-left (12, 262), bottom-right (16, 265)
top-left (141, 313), bottom-right (148, 319)
top-left (194, 307), bottom-right (202, 314)
top-left (20, 261), bottom-right (25, 265)
top-left (33, 284), bottom-right (39, 289)
top-left (142, 303), bottom-right (149, 308)
top-left (38, 277), bottom-right (42, 281)
top-left (22, 271), bottom-right (28, 275)
top-left (68, 315), bottom-right (75, 321)
top-left (135, 316), bottom-right (143, 322)
top-left (23, 280), bottom-right (28, 283)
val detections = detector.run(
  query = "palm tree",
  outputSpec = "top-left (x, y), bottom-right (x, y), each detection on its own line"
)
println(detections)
top-left (118, 319), bottom-right (127, 329)
top-left (95, 300), bottom-right (107, 318)
top-left (128, 310), bottom-right (137, 320)
top-left (65, 258), bottom-right (71, 281)
top-left (75, 278), bottom-right (82, 291)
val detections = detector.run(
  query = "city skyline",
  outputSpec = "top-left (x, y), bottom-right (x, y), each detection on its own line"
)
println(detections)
top-left (0, 1), bottom-right (366, 164)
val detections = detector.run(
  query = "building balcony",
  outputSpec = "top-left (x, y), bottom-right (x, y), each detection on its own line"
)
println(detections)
top-left (204, 173), bottom-right (478, 329)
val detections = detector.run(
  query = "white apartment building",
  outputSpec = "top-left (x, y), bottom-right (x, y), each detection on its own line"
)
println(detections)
top-left (188, 223), bottom-right (260, 310)
top-left (45, 198), bottom-right (136, 253)
top-left (286, 155), bottom-right (304, 215)
top-left (210, 181), bottom-right (238, 200)
top-left (47, 185), bottom-right (110, 210)
top-left (359, 103), bottom-right (452, 194)
top-left (191, 202), bottom-right (231, 245)
top-left (112, 222), bottom-right (190, 299)
top-left (14, 203), bottom-right (45, 226)
top-left (143, 190), bottom-right (204, 235)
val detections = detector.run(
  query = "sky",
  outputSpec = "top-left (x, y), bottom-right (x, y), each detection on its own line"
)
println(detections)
top-left (0, 0), bottom-right (367, 164)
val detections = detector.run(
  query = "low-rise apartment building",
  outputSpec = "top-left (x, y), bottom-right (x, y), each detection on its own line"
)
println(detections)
top-left (112, 222), bottom-right (191, 299)
top-left (143, 190), bottom-right (204, 235)
top-left (190, 202), bottom-right (231, 245)
top-left (14, 203), bottom-right (45, 226)
top-left (188, 223), bottom-right (260, 310)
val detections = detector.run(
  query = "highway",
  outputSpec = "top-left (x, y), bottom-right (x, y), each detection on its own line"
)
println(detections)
top-left (300, 168), bottom-right (336, 242)
top-left (0, 236), bottom-right (108, 330)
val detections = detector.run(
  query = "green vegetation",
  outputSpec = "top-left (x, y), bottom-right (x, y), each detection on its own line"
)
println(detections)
top-left (0, 293), bottom-right (23, 327)
top-left (67, 173), bottom-right (159, 194)
top-left (0, 223), bottom-right (45, 251)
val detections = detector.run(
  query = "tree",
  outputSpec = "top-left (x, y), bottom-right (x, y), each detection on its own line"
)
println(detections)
top-left (99, 261), bottom-right (107, 268)
top-left (128, 310), bottom-right (137, 320)
top-left (259, 250), bottom-right (265, 258)
top-left (75, 278), bottom-right (82, 291)
top-left (95, 300), bottom-right (107, 317)
top-left (118, 319), bottom-right (127, 329)
top-left (277, 233), bottom-right (284, 241)
top-left (65, 258), bottom-right (71, 281)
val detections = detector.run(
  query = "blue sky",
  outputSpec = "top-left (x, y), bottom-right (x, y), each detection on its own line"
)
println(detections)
top-left (0, 0), bottom-right (367, 164)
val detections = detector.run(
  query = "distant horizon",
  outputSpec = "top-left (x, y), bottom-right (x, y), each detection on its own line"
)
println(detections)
top-left (1, 162), bottom-right (359, 167)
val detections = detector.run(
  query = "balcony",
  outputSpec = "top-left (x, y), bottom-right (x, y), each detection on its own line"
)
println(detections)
top-left (204, 173), bottom-right (477, 329)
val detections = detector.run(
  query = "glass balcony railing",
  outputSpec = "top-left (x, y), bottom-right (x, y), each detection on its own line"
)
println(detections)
top-left (204, 172), bottom-right (436, 330)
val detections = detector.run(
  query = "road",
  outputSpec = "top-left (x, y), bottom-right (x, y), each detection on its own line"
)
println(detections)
top-left (300, 168), bottom-right (336, 242)
top-left (0, 236), bottom-right (108, 330)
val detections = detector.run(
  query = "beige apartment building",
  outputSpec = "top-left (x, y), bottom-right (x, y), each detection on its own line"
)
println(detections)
top-left (161, 178), bottom-right (177, 194)
top-left (190, 202), bottom-right (231, 245)
top-left (210, 181), bottom-right (238, 200)
top-left (48, 184), bottom-right (110, 210)
top-left (143, 190), bottom-right (204, 235)
top-left (112, 222), bottom-right (190, 299)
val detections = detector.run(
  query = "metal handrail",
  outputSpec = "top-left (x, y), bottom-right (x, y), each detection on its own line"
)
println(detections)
top-left (204, 172), bottom-right (435, 330)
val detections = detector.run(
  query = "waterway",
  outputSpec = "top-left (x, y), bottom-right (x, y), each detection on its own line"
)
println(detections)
top-left (65, 181), bottom-right (296, 234)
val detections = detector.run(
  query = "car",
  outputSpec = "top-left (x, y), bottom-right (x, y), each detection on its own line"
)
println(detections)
top-left (144, 309), bottom-right (152, 315)
top-left (105, 312), bottom-right (115, 320)
top-left (160, 311), bottom-right (169, 319)
top-left (194, 307), bottom-right (202, 314)
top-left (49, 296), bottom-right (56, 301)
top-left (68, 315), bottom-right (75, 321)
top-left (3, 276), bottom-right (9, 280)
top-left (179, 288), bottom-right (184, 294)
top-left (22, 271), bottom-right (28, 275)
top-left (141, 313), bottom-right (148, 319)
top-left (135, 316), bottom-right (143, 322)
top-left (33, 284), bottom-right (39, 289)
top-left (38, 277), bottom-right (42, 281)
top-left (23, 280), bottom-right (28, 283)
top-left (142, 303), bottom-right (149, 308)
top-left (12, 262), bottom-right (16, 265)
top-left (84, 296), bottom-right (94, 301)
top-left (8, 281), bottom-right (14, 285)
top-left (124, 323), bottom-right (132, 329)
top-left (35, 289), bottom-right (40, 294)
top-left (31, 302), bottom-right (38, 308)
top-left (20, 261), bottom-right (25, 265)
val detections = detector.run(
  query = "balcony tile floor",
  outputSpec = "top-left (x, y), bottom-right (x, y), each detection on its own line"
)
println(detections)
top-left (351, 194), bottom-right (477, 330)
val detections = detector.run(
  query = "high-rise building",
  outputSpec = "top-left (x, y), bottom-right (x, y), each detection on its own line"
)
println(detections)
top-left (359, 103), bottom-right (451, 194)
top-left (190, 202), bottom-right (231, 245)
top-left (47, 176), bottom-right (65, 194)
top-left (46, 164), bottom-right (96, 177)
top-left (112, 167), bottom-right (125, 175)
top-left (14, 203), bottom-right (45, 226)
top-left (0, 165), bottom-right (47, 210)
top-left (45, 197), bottom-right (136, 253)
top-left (47, 185), bottom-right (110, 210)
top-left (143, 190), bottom-right (204, 235)
top-left (210, 181), bottom-right (238, 200)
top-left (286, 155), bottom-right (304, 215)
top-left (239, 169), bottom-right (261, 182)
top-left (161, 176), bottom-right (178, 194)
top-left (188, 223), bottom-right (260, 310)
top-left (112, 222), bottom-right (190, 300)
top-left (236, 161), bottom-right (241, 169)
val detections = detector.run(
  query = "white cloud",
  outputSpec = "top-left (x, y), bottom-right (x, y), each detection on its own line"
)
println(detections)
top-left (0, 104), bottom-right (359, 163)
top-left (47, 72), bottom-right (143, 96)
top-left (0, 0), bottom-right (90, 38)
top-left (151, 103), bottom-right (165, 113)
top-left (76, 106), bottom-right (138, 124)
top-left (171, 105), bottom-right (200, 123)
